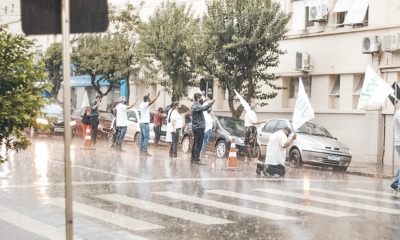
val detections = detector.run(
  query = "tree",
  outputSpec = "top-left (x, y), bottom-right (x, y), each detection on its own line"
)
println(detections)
top-left (199, 0), bottom-right (291, 118)
top-left (72, 3), bottom-right (141, 100)
top-left (0, 29), bottom-right (48, 162)
top-left (137, 0), bottom-right (200, 101)
top-left (43, 42), bottom-right (62, 98)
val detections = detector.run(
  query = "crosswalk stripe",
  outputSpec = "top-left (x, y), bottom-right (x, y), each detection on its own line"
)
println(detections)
top-left (206, 190), bottom-right (357, 217)
top-left (309, 188), bottom-right (400, 205)
top-left (95, 194), bottom-right (234, 225)
top-left (254, 188), bottom-right (400, 215)
top-left (154, 191), bottom-right (298, 221)
top-left (345, 188), bottom-right (400, 197)
top-left (47, 197), bottom-right (163, 231)
top-left (0, 206), bottom-right (82, 240)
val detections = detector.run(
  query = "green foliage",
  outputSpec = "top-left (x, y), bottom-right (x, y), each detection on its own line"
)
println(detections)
top-left (199, 0), bottom-right (291, 118)
top-left (0, 29), bottom-right (48, 162)
top-left (72, 3), bottom-right (141, 101)
top-left (43, 42), bottom-right (62, 98)
top-left (137, 0), bottom-right (201, 100)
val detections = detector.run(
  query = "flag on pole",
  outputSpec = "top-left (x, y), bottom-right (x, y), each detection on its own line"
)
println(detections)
top-left (81, 90), bottom-right (90, 108)
top-left (292, 78), bottom-right (315, 131)
top-left (234, 89), bottom-right (251, 112)
top-left (388, 82), bottom-right (400, 106)
top-left (357, 65), bottom-right (394, 109)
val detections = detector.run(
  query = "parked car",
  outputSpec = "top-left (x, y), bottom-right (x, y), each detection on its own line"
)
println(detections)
top-left (181, 115), bottom-right (246, 158)
top-left (71, 107), bottom-right (113, 138)
top-left (109, 108), bottom-right (155, 144)
top-left (29, 102), bottom-right (65, 136)
top-left (257, 118), bottom-right (352, 171)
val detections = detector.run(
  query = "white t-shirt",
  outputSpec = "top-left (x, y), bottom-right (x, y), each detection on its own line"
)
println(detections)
top-left (115, 103), bottom-right (128, 127)
top-left (171, 110), bottom-right (183, 131)
top-left (264, 130), bottom-right (288, 165)
top-left (395, 110), bottom-right (400, 146)
top-left (203, 111), bottom-right (213, 132)
top-left (245, 110), bottom-right (257, 127)
top-left (139, 102), bottom-right (150, 123)
top-left (166, 109), bottom-right (173, 142)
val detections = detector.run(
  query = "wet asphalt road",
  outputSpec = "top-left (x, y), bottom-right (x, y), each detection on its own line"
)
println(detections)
top-left (0, 136), bottom-right (400, 240)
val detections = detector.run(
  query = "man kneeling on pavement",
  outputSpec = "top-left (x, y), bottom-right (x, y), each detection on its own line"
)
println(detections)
top-left (257, 127), bottom-right (297, 177)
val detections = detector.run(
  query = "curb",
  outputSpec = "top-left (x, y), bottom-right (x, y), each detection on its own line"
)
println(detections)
top-left (346, 170), bottom-right (393, 179)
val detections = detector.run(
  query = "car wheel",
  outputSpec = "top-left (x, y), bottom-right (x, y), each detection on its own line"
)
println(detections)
top-left (181, 135), bottom-right (191, 153)
top-left (134, 132), bottom-right (140, 145)
top-left (289, 148), bottom-right (302, 168)
top-left (215, 140), bottom-right (227, 158)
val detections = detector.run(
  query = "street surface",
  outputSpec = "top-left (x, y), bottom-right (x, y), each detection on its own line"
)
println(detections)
top-left (0, 136), bottom-right (399, 240)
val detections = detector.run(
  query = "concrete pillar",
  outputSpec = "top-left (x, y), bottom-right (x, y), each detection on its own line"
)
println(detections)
top-left (365, 106), bottom-right (384, 164)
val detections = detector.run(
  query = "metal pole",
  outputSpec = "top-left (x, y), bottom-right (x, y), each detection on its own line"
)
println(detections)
top-left (393, 83), bottom-right (397, 176)
top-left (61, 0), bottom-right (73, 239)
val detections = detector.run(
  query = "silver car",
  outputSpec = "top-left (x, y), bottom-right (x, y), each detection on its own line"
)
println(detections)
top-left (257, 118), bottom-right (352, 171)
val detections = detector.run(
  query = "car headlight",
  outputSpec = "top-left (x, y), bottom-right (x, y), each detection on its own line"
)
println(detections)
top-left (36, 118), bottom-right (49, 125)
top-left (341, 148), bottom-right (351, 154)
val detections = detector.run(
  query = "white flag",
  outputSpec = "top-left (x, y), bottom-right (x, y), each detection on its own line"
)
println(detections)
top-left (292, 78), bottom-right (315, 130)
top-left (234, 89), bottom-right (251, 112)
top-left (357, 65), bottom-right (394, 109)
top-left (81, 90), bottom-right (90, 108)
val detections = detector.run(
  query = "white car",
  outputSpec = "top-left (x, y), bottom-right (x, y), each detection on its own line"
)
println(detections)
top-left (110, 108), bottom-right (155, 144)
top-left (257, 118), bottom-right (352, 171)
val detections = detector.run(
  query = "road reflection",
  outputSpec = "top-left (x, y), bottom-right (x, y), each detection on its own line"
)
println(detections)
top-left (34, 141), bottom-right (49, 199)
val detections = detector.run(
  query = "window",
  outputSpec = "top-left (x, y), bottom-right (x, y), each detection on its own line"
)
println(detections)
top-left (263, 120), bottom-right (278, 133)
top-left (291, 0), bottom-right (306, 31)
top-left (330, 75), bottom-right (340, 97)
top-left (332, 0), bottom-right (369, 26)
top-left (276, 120), bottom-right (289, 131)
top-left (290, 77), bottom-right (312, 98)
top-left (353, 74), bottom-right (364, 96)
top-left (305, 6), bottom-right (315, 28)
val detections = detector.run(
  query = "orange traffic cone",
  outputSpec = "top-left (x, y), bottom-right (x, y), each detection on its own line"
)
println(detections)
top-left (82, 125), bottom-right (95, 149)
top-left (225, 138), bottom-right (241, 171)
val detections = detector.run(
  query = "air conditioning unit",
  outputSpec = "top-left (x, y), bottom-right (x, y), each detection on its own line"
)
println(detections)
top-left (309, 4), bottom-right (329, 22)
top-left (362, 36), bottom-right (380, 54)
top-left (296, 52), bottom-right (311, 72)
top-left (382, 34), bottom-right (400, 52)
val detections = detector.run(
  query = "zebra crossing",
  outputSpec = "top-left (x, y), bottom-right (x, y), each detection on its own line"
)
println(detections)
top-left (2, 187), bottom-right (400, 239)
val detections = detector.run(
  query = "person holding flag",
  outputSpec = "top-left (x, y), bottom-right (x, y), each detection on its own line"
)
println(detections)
top-left (234, 90), bottom-right (266, 163)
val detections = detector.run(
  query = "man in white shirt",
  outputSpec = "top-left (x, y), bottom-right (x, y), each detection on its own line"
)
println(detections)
top-left (259, 127), bottom-right (296, 177)
top-left (201, 107), bottom-right (213, 158)
top-left (139, 91), bottom-right (160, 157)
top-left (114, 96), bottom-right (137, 151)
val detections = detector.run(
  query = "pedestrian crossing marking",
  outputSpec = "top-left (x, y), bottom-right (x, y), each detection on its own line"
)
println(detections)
top-left (154, 191), bottom-right (299, 221)
top-left (346, 188), bottom-right (400, 197)
top-left (254, 188), bottom-right (400, 215)
top-left (47, 197), bottom-right (164, 231)
top-left (95, 194), bottom-right (234, 225)
top-left (206, 190), bottom-right (357, 217)
top-left (0, 206), bottom-right (82, 240)
top-left (309, 188), bottom-right (400, 205)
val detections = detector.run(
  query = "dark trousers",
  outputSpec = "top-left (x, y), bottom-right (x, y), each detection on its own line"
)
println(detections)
top-left (154, 125), bottom-right (161, 146)
top-left (191, 128), bottom-right (204, 161)
top-left (266, 164), bottom-right (286, 177)
top-left (169, 128), bottom-right (180, 157)
top-left (91, 116), bottom-right (99, 144)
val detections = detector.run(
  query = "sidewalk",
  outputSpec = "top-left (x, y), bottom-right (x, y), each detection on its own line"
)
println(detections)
top-left (346, 162), bottom-right (397, 179)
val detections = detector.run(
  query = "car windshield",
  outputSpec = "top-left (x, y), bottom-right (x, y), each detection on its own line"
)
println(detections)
top-left (294, 122), bottom-right (333, 138)
top-left (42, 104), bottom-right (63, 118)
top-left (217, 116), bottom-right (245, 137)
